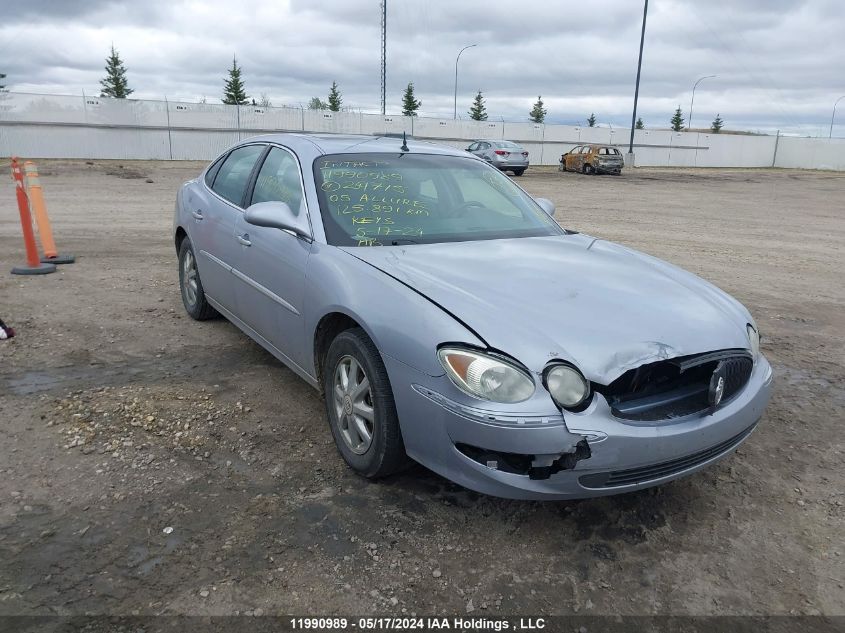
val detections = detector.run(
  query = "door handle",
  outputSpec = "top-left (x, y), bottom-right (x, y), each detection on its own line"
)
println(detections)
top-left (192, 210), bottom-right (204, 220)
top-left (236, 233), bottom-right (252, 247)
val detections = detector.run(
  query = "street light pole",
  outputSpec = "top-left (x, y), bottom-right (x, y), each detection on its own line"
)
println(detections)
top-left (830, 95), bottom-right (845, 139)
top-left (688, 75), bottom-right (716, 131)
top-left (628, 0), bottom-right (649, 156)
top-left (454, 44), bottom-right (477, 120)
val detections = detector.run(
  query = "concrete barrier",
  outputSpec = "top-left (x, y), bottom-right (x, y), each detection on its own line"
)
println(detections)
top-left (1, 92), bottom-right (843, 170)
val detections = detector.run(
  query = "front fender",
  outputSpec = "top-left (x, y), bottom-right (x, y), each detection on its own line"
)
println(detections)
top-left (304, 244), bottom-right (485, 377)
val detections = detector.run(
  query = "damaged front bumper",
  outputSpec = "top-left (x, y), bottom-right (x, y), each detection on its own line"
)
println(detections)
top-left (385, 353), bottom-right (773, 500)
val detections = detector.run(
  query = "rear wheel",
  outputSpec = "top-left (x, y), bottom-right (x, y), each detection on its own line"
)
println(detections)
top-left (513, 169), bottom-right (525, 177)
top-left (178, 238), bottom-right (218, 320)
top-left (323, 328), bottom-right (409, 478)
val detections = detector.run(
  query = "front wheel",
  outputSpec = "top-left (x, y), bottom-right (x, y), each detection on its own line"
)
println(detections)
top-left (323, 328), bottom-right (409, 478)
top-left (178, 237), bottom-right (218, 320)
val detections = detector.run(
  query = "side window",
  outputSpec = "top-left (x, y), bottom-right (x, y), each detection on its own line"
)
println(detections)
top-left (204, 155), bottom-right (226, 187)
top-left (210, 144), bottom-right (265, 206)
top-left (250, 147), bottom-right (305, 214)
top-left (479, 142), bottom-right (490, 151)
top-left (419, 179), bottom-right (438, 199)
top-left (468, 142), bottom-right (478, 151)
top-left (453, 170), bottom-right (525, 218)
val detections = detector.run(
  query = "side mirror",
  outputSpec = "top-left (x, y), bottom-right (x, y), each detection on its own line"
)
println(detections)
top-left (465, 148), bottom-right (472, 152)
top-left (535, 197), bottom-right (555, 217)
top-left (244, 201), bottom-right (312, 240)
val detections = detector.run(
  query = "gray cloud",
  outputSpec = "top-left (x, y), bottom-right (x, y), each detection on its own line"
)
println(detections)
top-left (0, 0), bottom-right (843, 135)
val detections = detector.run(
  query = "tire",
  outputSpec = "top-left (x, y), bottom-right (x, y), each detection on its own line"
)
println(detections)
top-left (513, 169), bottom-right (525, 177)
top-left (584, 163), bottom-right (595, 175)
top-left (581, 163), bottom-right (589, 175)
top-left (323, 328), bottom-right (409, 478)
top-left (560, 161), bottom-right (567, 172)
top-left (178, 237), bottom-right (218, 320)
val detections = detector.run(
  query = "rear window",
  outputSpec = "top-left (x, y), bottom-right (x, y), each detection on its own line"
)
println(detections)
top-left (495, 141), bottom-right (522, 149)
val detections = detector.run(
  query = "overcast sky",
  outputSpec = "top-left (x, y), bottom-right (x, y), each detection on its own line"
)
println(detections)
top-left (2, 0), bottom-right (844, 136)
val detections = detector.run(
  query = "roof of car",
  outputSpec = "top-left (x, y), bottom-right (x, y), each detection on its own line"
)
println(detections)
top-left (245, 132), bottom-right (464, 157)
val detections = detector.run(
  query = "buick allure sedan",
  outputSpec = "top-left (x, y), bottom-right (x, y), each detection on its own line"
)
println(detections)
top-left (173, 133), bottom-right (773, 500)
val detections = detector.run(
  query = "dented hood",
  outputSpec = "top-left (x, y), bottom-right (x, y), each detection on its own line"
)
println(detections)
top-left (341, 235), bottom-right (752, 384)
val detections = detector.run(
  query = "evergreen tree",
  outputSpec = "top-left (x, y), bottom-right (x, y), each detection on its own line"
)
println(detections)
top-left (529, 96), bottom-right (547, 123)
top-left (401, 82), bottom-right (422, 116)
top-left (710, 113), bottom-right (724, 133)
top-left (586, 113), bottom-right (596, 127)
top-left (308, 97), bottom-right (328, 110)
top-left (0, 72), bottom-right (6, 90)
top-left (327, 81), bottom-right (342, 112)
top-left (468, 90), bottom-right (487, 121)
top-left (670, 106), bottom-right (685, 132)
top-left (635, 117), bottom-right (644, 130)
top-left (99, 45), bottom-right (133, 98)
top-left (222, 56), bottom-right (249, 105)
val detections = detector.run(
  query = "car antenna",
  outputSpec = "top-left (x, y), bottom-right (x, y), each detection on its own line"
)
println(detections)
top-left (400, 131), bottom-right (409, 152)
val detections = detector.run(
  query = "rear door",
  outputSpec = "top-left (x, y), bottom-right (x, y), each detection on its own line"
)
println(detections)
top-left (232, 145), bottom-right (313, 369)
top-left (198, 143), bottom-right (265, 312)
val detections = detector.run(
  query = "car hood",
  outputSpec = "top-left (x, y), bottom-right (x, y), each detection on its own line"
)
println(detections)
top-left (340, 235), bottom-right (752, 384)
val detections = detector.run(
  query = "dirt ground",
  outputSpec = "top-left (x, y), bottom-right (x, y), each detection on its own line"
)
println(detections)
top-left (0, 160), bottom-right (843, 618)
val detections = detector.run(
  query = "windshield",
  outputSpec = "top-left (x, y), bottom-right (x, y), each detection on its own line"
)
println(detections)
top-left (313, 153), bottom-right (562, 247)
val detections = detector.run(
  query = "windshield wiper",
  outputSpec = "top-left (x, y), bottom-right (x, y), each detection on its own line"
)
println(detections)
top-left (390, 238), bottom-right (420, 245)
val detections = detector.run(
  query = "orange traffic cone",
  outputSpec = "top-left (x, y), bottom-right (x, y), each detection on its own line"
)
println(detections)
top-left (10, 157), bottom-right (56, 275)
top-left (23, 161), bottom-right (75, 264)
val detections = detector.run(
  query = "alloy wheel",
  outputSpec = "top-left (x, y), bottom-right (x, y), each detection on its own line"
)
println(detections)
top-left (182, 249), bottom-right (198, 307)
top-left (332, 355), bottom-right (375, 454)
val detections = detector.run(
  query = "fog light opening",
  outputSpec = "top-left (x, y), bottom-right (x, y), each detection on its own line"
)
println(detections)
top-left (456, 440), bottom-right (591, 480)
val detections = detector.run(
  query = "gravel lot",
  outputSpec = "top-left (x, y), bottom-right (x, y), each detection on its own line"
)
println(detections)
top-left (0, 160), bottom-right (843, 617)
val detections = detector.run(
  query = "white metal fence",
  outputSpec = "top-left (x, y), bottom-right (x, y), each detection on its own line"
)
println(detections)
top-left (2, 92), bottom-right (844, 170)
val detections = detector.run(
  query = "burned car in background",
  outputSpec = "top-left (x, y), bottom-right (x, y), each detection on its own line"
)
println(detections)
top-left (174, 133), bottom-right (772, 500)
top-left (561, 144), bottom-right (624, 175)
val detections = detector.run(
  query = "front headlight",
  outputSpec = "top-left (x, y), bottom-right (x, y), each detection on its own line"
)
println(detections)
top-left (747, 324), bottom-right (760, 362)
top-left (438, 347), bottom-right (535, 403)
top-left (544, 363), bottom-right (590, 409)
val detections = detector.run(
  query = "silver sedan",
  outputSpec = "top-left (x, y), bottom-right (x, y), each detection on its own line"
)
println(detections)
top-left (173, 133), bottom-right (773, 500)
top-left (466, 139), bottom-right (529, 176)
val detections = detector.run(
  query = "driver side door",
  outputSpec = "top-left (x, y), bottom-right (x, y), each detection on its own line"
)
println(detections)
top-left (232, 145), bottom-right (313, 370)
